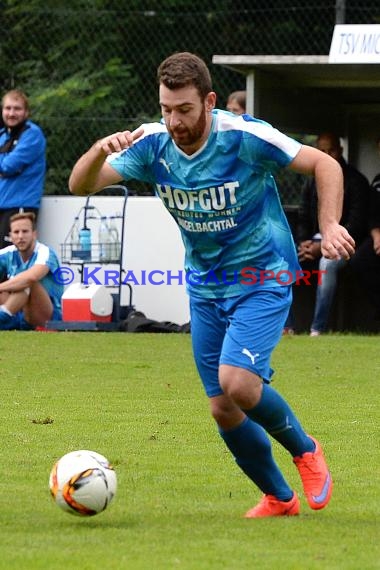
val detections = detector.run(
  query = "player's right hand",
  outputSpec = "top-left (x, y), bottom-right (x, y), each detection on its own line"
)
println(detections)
top-left (96, 127), bottom-right (144, 155)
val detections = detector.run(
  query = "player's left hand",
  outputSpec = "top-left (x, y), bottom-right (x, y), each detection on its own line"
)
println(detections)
top-left (321, 223), bottom-right (355, 260)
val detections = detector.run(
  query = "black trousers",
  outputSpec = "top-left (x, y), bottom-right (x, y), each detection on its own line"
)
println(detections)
top-left (0, 207), bottom-right (39, 248)
top-left (350, 236), bottom-right (380, 317)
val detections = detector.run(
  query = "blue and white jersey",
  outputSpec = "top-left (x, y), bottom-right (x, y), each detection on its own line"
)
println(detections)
top-left (0, 241), bottom-right (63, 316)
top-left (108, 110), bottom-right (302, 298)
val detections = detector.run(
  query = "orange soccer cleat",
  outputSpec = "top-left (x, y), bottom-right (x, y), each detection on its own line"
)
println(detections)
top-left (244, 492), bottom-right (300, 518)
top-left (293, 436), bottom-right (333, 510)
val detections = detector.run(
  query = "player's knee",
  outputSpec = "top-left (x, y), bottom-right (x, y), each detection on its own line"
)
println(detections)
top-left (210, 403), bottom-right (230, 425)
top-left (219, 365), bottom-right (262, 408)
top-left (209, 397), bottom-right (241, 427)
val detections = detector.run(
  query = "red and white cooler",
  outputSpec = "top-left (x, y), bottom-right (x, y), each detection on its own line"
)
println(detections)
top-left (62, 283), bottom-right (113, 322)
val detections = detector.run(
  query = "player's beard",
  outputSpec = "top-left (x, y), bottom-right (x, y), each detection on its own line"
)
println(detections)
top-left (168, 108), bottom-right (207, 151)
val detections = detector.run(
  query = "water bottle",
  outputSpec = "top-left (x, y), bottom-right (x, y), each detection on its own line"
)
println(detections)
top-left (98, 216), bottom-right (111, 261)
top-left (109, 216), bottom-right (121, 261)
top-left (70, 216), bottom-right (81, 259)
top-left (79, 226), bottom-right (92, 260)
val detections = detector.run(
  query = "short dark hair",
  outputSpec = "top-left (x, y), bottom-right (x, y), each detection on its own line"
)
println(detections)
top-left (10, 211), bottom-right (36, 230)
top-left (227, 90), bottom-right (246, 110)
top-left (157, 52), bottom-right (212, 100)
top-left (317, 132), bottom-right (342, 149)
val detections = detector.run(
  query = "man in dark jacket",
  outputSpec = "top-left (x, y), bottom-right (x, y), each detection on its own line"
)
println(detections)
top-left (294, 132), bottom-right (370, 335)
top-left (350, 138), bottom-right (380, 318)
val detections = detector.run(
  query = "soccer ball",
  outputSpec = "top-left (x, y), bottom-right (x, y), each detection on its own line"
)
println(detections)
top-left (49, 449), bottom-right (117, 516)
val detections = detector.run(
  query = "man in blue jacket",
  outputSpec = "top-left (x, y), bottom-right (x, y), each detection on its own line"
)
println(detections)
top-left (0, 89), bottom-right (46, 248)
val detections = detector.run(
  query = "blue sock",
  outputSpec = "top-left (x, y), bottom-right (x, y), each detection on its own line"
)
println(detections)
top-left (0, 308), bottom-right (19, 330)
top-left (244, 383), bottom-right (315, 457)
top-left (219, 417), bottom-right (293, 501)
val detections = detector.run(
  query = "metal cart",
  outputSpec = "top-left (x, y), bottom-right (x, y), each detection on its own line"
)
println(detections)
top-left (48, 185), bottom-right (133, 331)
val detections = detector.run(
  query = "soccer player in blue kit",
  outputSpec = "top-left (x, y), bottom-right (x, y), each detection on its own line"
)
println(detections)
top-left (0, 212), bottom-right (62, 329)
top-left (69, 52), bottom-right (355, 517)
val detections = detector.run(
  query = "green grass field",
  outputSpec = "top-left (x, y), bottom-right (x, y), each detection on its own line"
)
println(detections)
top-left (0, 331), bottom-right (379, 570)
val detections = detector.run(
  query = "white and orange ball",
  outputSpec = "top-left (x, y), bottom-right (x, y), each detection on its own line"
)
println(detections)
top-left (49, 450), bottom-right (117, 516)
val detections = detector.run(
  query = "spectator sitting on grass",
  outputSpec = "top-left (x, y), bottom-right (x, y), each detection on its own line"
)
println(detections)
top-left (0, 212), bottom-right (62, 330)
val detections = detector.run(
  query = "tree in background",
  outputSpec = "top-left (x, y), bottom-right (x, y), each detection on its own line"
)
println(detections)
top-left (1, 0), bottom-right (379, 195)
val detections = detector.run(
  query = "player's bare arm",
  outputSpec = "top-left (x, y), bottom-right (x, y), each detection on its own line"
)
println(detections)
top-left (0, 264), bottom-right (49, 293)
top-left (69, 127), bottom-right (144, 196)
top-left (289, 145), bottom-right (355, 260)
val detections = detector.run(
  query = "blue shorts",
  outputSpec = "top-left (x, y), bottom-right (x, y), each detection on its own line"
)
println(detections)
top-left (189, 286), bottom-right (292, 398)
top-left (0, 306), bottom-right (61, 331)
